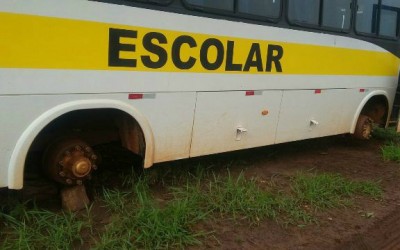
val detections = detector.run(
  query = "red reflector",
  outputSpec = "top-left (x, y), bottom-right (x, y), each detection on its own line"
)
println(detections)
top-left (314, 89), bottom-right (322, 94)
top-left (360, 89), bottom-right (365, 92)
top-left (129, 93), bottom-right (143, 99)
top-left (246, 91), bottom-right (255, 96)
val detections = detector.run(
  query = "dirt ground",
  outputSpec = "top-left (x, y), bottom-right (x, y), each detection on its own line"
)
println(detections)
top-left (3, 135), bottom-right (400, 249)
top-left (186, 136), bottom-right (400, 250)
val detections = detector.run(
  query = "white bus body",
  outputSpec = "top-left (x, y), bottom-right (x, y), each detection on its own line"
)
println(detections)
top-left (1, 0), bottom-right (399, 189)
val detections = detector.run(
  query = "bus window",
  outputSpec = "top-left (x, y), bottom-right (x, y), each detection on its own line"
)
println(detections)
top-left (356, 0), bottom-right (399, 38)
top-left (355, 0), bottom-right (378, 35)
top-left (379, 0), bottom-right (400, 38)
top-left (288, 0), bottom-right (352, 32)
top-left (288, 0), bottom-right (320, 26)
top-left (128, 0), bottom-right (172, 5)
top-left (322, 0), bottom-right (352, 31)
top-left (237, 0), bottom-right (281, 19)
top-left (184, 0), bottom-right (234, 12)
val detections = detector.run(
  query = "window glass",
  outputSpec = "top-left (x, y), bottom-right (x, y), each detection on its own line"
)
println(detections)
top-left (288, 0), bottom-right (320, 25)
top-left (237, 0), bottom-right (281, 19)
top-left (184, 0), bottom-right (234, 12)
top-left (355, 0), bottom-right (379, 35)
top-left (153, 0), bottom-right (171, 3)
top-left (129, 0), bottom-right (172, 4)
top-left (379, 0), bottom-right (400, 38)
top-left (322, 0), bottom-right (351, 30)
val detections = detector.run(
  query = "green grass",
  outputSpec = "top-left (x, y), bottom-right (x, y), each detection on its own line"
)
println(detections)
top-left (0, 168), bottom-right (383, 249)
top-left (372, 127), bottom-right (400, 163)
top-left (291, 172), bottom-right (382, 210)
top-left (275, 196), bottom-right (314, 225)
top-left (0, 203), bottom-right (90, 250)
top-left (381, 143), bottom-right (400, 162)
top-left (170, 171), bottom-right (314, 225)
top-left (203, 172), bottom-right (280, 223)
top-left (373, 127), bottom-right (400, 142)
top-left (95, 177), bottom-right (207, 249)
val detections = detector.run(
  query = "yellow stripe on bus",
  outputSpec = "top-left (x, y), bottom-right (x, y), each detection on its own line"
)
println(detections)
top-left (0, 12), bottom-right (399, 76)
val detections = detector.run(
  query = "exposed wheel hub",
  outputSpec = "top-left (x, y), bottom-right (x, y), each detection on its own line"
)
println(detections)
top-left (43, 138), bottom-right (98, 185)
top-left (354, 115), bottom-right (373, 140)
top-left (72, 157), bottom-right (92, 177)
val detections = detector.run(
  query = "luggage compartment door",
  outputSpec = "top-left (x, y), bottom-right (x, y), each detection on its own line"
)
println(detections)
top-left (190, 90), bottom-right (282, 157)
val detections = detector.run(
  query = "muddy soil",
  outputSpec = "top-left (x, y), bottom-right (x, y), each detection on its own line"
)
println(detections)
top-left (3, 135), bottom-right (400, 249)
top-left (186, 136), bottom-right (400, 250)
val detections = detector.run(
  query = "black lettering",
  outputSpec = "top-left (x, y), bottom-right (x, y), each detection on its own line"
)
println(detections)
top-left (141, 32), bottom-right (168, 69)
top-left (200, 38), bottom-right (224, 70)
top-left (266, 44), bottom-right (283, 72)
top-left (172, 35), bottom-right (197, 70)
top-left (108, 28), bottom-right (137, 67)
top-left (225, 41), bottom-right (242, 71)
top-left (243, 43), bottom-right (263, 72)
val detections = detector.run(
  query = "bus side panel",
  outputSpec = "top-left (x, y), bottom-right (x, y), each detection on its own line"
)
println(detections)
top-left (0, 92), bottom-right (197, 188)
top-left (0, 95), bottom-right (40, 188)
top-left (190, 90), bottom-right (282, 157)
top-left (135, 92), bottom-right (197, 163)
top-left (275, 88), bottom-right (366, 143)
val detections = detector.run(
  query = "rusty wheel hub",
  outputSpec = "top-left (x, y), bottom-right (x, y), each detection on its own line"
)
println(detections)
top-left (72, 157), bottom-right (92, 177)
top-left (354, 115), bottom-right (373, 140)
top-left (43, 138), bottom-right (98, 185)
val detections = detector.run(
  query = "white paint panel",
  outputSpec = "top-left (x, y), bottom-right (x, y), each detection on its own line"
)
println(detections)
top-left (0, 92), bottom-right (196, 188)
top-left (190, 90), bottom-right (282, 157)
top-left (0, 0), bottom-right (387, 51)
top-left (1, 69), bottom-right (397, 95)
top-left (131, 92), bottom-right (196, 163)
top-left (275, 89), bottom-right (367, 143)
top-left (0, 0), bottom-right (397, 189)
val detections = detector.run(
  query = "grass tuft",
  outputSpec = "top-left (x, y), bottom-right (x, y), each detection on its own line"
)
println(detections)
top-left (373, 127), bottom-right (400, 163)
top-left (95, 177), bottom-right (206, 250)
top-left (373, 127), bottom-right (400, 143)
top-left (0, 203), bottom-right (88, 250)
top-left (381, 143), bottom-right (400, 162)
top-left (291, 172), bottom-right (382, 210)
top-left (204, 172), bottom-right (279, 223)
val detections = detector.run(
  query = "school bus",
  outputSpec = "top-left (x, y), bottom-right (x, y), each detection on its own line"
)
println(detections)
top-left (0, 0), bottom-right (399, 190)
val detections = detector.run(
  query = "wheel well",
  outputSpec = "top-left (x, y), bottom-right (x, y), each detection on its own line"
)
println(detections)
top-left (28, 108), bottom-right (146, 163)
top-left (359, 95), bottom-right (389, 126)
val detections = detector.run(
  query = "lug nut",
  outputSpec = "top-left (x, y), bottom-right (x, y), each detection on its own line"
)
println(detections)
top-left (76, 180), bottom-right (83, 185)
top-left (75, 145), bottom-right (82, 151)
top-left (92, 165), bottom-right (98, 170)
top-left (59, 171), bottom-right (66, 177)
top-left (91, 155), bottom-right (97, 160)
top-left (85, 147), bottom-right (91, 152)
top-left (66, 179), bottom-right (73, 184)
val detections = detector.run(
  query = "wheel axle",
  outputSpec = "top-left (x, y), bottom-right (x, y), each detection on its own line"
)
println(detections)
top-left (43, 138), bottom-right (98, 185)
